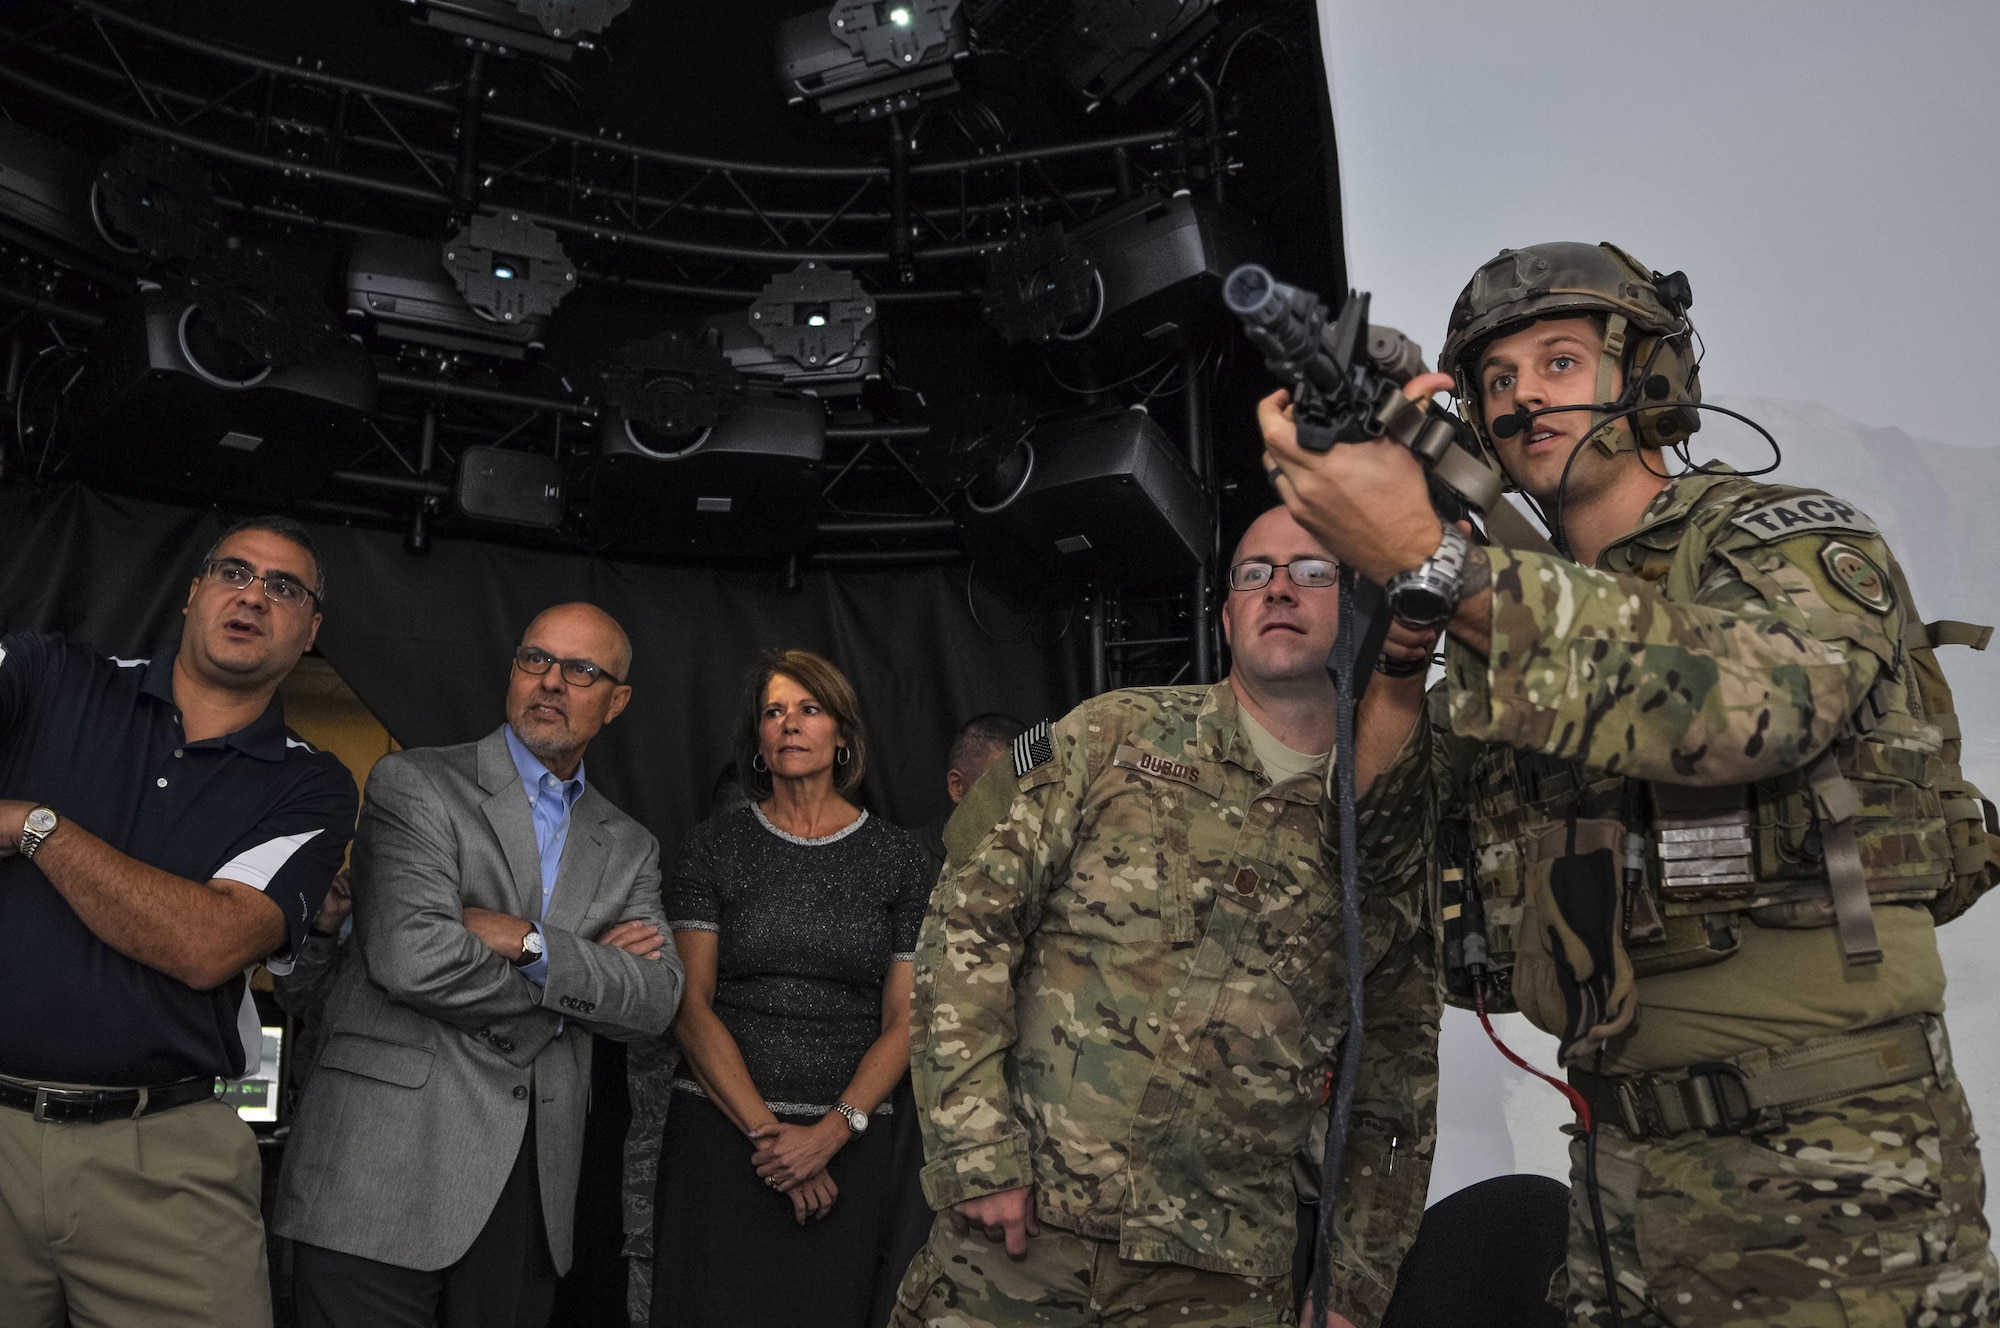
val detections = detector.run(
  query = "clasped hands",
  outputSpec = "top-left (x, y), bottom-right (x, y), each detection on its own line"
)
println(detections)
top-left (749, 1113), bottom-right (848, 1225)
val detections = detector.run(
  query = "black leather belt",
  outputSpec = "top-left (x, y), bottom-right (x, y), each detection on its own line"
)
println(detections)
top-left (0, 1073), bottom-right (219, 1124)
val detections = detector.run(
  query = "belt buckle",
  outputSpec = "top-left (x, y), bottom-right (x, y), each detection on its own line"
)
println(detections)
top-left (30, 1085), bottom-right (100, 1124)
top-left (1682, 1062), bottom-right (1755, 1135)
top-left (1610, 1082), bottom-right (1650, 1139)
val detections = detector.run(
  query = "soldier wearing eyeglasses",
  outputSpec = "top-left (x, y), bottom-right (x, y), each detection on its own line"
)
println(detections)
top-left (0, 515), bottom-right (357, 1328)
top-left (899, 505), bottom-right (1439, 1328)
top-left (274, 601), bottom-right (683, 1328)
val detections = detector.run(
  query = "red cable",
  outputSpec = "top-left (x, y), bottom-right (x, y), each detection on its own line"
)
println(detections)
top-left (1474, 988), bottom-right (1593, 1131)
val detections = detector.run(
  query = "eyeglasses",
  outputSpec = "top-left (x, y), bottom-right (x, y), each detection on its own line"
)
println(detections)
top-left (1227, 558), bottom-right (1339, 592)
top-left (204, 558), bottom-right (319, 608)
top-left (513, 645), bottom-right (624, 688)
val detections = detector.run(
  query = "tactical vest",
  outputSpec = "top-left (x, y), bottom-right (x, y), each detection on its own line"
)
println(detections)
top-left (1440, 474), bottom-right (1999, 1030)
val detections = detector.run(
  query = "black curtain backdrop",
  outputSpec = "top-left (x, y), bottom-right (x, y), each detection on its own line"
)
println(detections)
top-left (0, 483), bottom-right (1077, 844)
top-left (0, 481), bottom-right (1075, 1325)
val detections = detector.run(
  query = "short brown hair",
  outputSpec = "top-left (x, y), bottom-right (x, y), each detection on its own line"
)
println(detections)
top-left (733, 648), bottom-right (868, 799)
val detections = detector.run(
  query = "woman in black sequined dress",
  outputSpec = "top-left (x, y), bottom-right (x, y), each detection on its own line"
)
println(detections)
top-left (651, 649), bottom-right (929, 1328)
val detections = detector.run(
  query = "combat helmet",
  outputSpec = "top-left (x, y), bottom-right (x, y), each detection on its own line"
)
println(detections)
top-left (1439, 241), bottom-right (1701, 459)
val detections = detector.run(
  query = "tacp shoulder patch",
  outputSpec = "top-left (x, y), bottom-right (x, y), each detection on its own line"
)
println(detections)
top-left (1729, 493), bottom-right (1878, 542)
top-left (1012, 720), bottom-right (1054, 779)
top-left (1821, 540), bottom-right (1895, 615)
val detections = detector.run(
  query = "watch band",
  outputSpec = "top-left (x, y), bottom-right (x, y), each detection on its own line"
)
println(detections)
top-left (18, 807), bottom-right (58, 861)
top-left (1384, 524), bottom-right (1475, 631)
top-left (833, 1100), bottom-right (868, 1133)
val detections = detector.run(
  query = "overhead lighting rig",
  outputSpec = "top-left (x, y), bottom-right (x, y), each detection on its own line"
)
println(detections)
top-left (777, 0), bottom-right (967, 121)
top-left (599, 330), bottom-right (749, 451)
top-left (443, 211), bottom-right (578, 328)
top-left (405, 0), bottom-right (631, 60)
top-left (0, 122), bottom-right (134, 285)
top-left (980, 223), bottom-right (1100, 345)
top-left (1065, 0), bottom-right (1222, 107)
top-left (93, 138), bottom-right (221, 266)
top-left (705, 261), bottom-right (882, 398)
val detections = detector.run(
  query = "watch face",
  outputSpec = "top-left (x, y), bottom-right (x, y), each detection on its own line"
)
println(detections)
top-left (25, 809), bottom-right (56, 835)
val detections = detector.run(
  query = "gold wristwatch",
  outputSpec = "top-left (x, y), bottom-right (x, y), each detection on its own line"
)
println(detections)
top-left (19, 807), bottom-right (59, 860)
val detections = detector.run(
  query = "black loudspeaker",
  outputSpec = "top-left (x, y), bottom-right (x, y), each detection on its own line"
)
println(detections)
top-left (68, 288), bottom-right (376, 500)
top-left (577, 388), bottom-right (826, 557)
top-left (0, 122), bottom-right (133, 281)
top-left (959, 407), bottom-right (1206, 590)
top-left (344, 232), bottom-right (544, 359)
top-left (457, 445), bottom-right (565, 529)
top-left (1069, 192), bottom-right (1262, 364)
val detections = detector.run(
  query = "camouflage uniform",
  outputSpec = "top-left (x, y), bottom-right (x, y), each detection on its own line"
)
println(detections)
top-left (900, 680), bottom-right (1439, 1327)
top-left (620, 1036), bottom-right (681, 1327)
top-left (1363, 467), bottom-right (2000, 1325)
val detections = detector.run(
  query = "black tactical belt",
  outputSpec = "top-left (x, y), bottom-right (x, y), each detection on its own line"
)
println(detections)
top-left (0, 1073), bottom-right (219, 1124)
top-left (1568, 1016), bottom-right (1937, 1141)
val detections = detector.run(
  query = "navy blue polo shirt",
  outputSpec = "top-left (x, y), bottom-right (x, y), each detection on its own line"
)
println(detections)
top-left (0, 631), bottom-right (358, 1085)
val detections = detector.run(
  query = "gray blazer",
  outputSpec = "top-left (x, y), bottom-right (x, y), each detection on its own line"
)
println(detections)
top-left (273, 727), bottom-right (684, 1273)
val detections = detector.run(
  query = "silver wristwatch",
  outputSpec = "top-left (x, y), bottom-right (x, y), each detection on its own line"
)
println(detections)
top-left (1384, 524), bottom-right (1474, 630)
top-left (832, 1100), bottom-right (869, 1135)
top-left (18, 807), bottom-right (58, 860)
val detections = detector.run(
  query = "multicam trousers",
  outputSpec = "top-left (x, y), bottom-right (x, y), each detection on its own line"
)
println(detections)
top-left (1561, 1059), bottom-right (1999, 1327)
top-left (892, 1218), bottom-right (1294, 1328)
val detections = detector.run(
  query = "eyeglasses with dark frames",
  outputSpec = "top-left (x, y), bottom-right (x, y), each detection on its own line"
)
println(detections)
top-left (513, 645), bottom-right (625, 688)
top-left (203, 558), bottom-right (320, 608)
top-left (1226, 558), bottom-right (1340, 592)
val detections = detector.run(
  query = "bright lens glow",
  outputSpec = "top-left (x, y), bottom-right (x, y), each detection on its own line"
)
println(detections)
top-left (889, 6), bottom-right (910, 24)
top-left (807, 313), bottom-right (828, 327)
top-left (494, 265), bottom-right (517, 280)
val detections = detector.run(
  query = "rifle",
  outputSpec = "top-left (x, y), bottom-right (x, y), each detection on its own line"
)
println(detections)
top-left (1223, 264), bottom-right (1556, 696)
top-left (1223, 265), bottom-right (1555, 1325)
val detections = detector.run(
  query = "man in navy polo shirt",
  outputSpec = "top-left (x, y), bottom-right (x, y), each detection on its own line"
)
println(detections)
top-left (0, 515), bottom-right (358, 1328)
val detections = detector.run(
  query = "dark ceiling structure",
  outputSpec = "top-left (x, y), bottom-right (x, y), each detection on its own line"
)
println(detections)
top-left (0, 0), bottom-right (1346, 691)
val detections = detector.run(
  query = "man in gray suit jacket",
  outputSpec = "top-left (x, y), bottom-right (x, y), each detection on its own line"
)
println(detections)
top-left (275, 602), bottom-right (683, 1328)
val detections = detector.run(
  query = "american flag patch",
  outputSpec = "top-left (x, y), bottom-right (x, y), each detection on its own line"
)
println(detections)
top-left (1012, 720), bottom-right (1054, 779)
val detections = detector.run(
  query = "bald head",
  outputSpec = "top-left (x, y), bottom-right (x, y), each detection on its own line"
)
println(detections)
top-left (521, 602), bottom-right (633, 681)
top-left (507, 602), bottom-right (634, 778)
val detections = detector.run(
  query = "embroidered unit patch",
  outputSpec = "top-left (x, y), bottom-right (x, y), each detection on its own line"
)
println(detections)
top-left (1729, 493), bottom-right (1879, 541)
top-left (1821, 540), bottom-right (1895, 615)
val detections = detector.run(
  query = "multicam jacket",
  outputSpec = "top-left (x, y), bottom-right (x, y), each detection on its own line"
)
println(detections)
top-left (1363, 467), bottom-right (1957, 1062)
top-left (912, 680), bottom-right (1438, 1321)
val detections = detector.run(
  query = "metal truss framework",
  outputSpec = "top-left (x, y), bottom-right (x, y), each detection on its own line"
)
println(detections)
top-left (0, 0), bottom-right (1224, 689)
top-left (0, 0), bottom-right (1209, 296)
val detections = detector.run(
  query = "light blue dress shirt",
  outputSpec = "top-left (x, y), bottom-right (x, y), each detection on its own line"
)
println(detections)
top-left (502, 725), bottom-right (585, 987)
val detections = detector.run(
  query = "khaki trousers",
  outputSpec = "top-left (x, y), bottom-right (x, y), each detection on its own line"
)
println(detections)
top-left (0, 1096), bottom-right (272, 1328)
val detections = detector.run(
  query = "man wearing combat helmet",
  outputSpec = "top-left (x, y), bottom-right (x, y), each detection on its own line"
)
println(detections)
top-left (1260, 241), bottom-right (2000, 1326)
